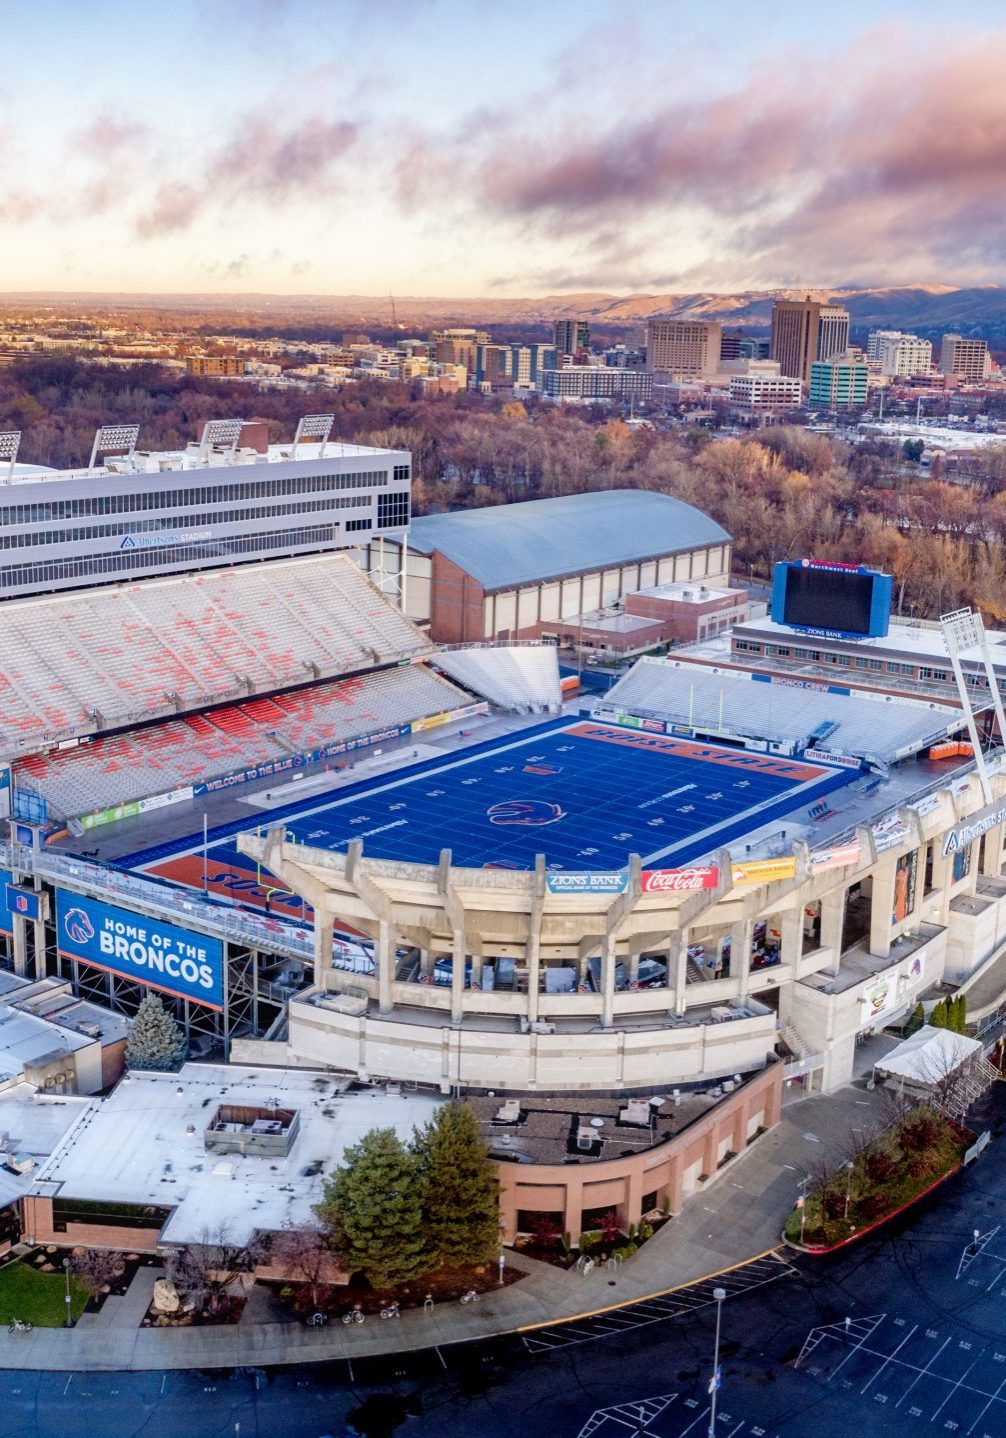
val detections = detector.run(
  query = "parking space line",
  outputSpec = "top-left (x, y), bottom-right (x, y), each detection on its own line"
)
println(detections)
top-left (967, 1373), bottom-right (1006, 1434)
top-left (928, 1357), bottom-right (977, 1424)
top-left (895, 1336), bottom-right (952, 1409)
top-left (860, 1323), bottom-right (918, 1395)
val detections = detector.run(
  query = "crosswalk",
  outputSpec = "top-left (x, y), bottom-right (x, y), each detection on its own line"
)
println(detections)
top-left (522, 1252), bottom-right (797, 1354)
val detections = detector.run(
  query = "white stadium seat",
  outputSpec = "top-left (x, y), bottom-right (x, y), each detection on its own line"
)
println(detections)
top-left (0, 554), bottom-right (432, 757)
top-left (15, 665), bottom-right (469, 820)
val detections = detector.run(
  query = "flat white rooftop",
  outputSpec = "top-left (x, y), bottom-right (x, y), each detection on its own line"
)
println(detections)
top-left (723, 615), bottom-right (1006, 664)
top-left (0, 439), bottom-right (401, 487)
top-left (31, 1063), bottom-right (441, 1246)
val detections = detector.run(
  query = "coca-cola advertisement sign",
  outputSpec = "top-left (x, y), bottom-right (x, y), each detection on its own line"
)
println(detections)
top-left (641, 866), bottom-right (719, 894)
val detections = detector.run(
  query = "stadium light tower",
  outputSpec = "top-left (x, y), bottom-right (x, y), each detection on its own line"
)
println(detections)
top-left (290, 413), bottom-right (335, 460)
top-left (88, 423), bottom-right (139, 476)
top-left (0, 430), bottom-right (21, 483)
top-left (939, 607), bottom-right (1006, 804)
top-left (198, 418), bottom-right (244, 463)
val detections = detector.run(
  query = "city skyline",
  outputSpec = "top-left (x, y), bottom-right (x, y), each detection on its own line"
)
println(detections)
top-left (5, 0), bottom-right (1006, 295)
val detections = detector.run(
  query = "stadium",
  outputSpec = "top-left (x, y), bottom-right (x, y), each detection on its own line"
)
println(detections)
top-left (3, 417), bottom-right (1006, 1239)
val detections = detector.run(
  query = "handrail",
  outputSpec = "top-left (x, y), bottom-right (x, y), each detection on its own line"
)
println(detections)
top-left (0, 842), bottom-right (313, 961)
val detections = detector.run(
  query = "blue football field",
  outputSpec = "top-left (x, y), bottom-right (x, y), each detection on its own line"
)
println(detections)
top-left (129, 719), bottom-right (857, 887)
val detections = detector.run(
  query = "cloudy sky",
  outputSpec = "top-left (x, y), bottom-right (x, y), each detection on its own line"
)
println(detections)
top-left (5, 0), bottom-right (1006, 295)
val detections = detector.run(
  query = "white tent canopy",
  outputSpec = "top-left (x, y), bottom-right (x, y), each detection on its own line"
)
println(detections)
top-left (874, 1024), bottom-right (981, 1084)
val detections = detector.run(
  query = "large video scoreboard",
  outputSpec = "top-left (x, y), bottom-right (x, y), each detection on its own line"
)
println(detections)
top-left (771, 560), bottom-right (893, 640)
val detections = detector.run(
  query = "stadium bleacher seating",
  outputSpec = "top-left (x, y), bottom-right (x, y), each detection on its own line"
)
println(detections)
top-left (16, 665), bottom-right (470, 819)
top-left (431, 645), bottom-right (562, 714)
top-left (0, 555), bottom-right (431, 758)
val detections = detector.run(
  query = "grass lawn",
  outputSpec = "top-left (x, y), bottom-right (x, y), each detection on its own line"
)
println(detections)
top-left (0, 1259), bottom-right (89, 1326)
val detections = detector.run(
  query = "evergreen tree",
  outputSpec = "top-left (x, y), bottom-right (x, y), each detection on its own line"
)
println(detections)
top-left (315, 1128), bottom-right (427, 1287)
top-left (954, 994), bottom-right (968, 1034)
top-left (929, 997), bottom-right (950, 1032)
top-left (905, 1003), bottom-right (925, 1037)
top-left (415, 1102), bottom-right (500, 1269)
top-left (125, 993), bottom-right (186, 1071)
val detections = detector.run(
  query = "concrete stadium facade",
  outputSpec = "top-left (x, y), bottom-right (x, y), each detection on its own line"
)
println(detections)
top-left (241, 761), bottom-right (1006, 1096)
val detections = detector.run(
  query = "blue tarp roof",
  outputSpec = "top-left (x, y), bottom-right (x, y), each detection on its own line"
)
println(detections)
top-left (407, 490), bottom-right (730, 590)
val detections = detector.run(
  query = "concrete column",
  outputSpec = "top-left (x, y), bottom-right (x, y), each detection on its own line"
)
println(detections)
top-left (666, 1154), bottom-right (684, 1216)
top-left (31, 917), bottom-right (46, 979)
top-left (870, 860), bottom-right (898, 958)
top-left (312, 902), bottom-right (334, 990)
top-left (701, 1129), bottom-right (718, 1178)
top-left (620, 1165), bottom-right (644, 1233)
top-left (731, 1102), bottom-right (748, 1156)
top-left (11, 916), bottom-right (28, 978)
top-left (564, 1179), bottom-right (584, 1246)
top-left (982, 820), bottom-right (1006, 878)
top-left (673, 933), bottom-right (689, 1016)
top-left (818, 887), bottom-right (846, 957)
top-left (601, 933), bottom-right (617, 1029)
top-left (377, 918), bottom-right (394, 1015)
top-left (526, 932), bottom-right (542, 1024)
top-left (450, 926), bottom-right (465, 1026)
top-left (779, 907), bottom-right (802, 968)
top-left (732, 918), bottom-right (753, 1000)
top-left (627, 943), bottom-right (642, 986)
top-left (418, 945), bottom-right (433, 979)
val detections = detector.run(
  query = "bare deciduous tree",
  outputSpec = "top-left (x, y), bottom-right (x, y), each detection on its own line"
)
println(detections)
top-left (166, 1223), bottom-right (252, 1317)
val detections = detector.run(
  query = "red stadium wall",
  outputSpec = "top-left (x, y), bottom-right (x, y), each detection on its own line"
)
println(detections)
top-left (429, 552), bottom-right (486, 643)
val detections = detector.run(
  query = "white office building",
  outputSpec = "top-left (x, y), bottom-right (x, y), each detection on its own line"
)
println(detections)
top-left (878, 335), bottom-right (933, 377)
top-left (0, 416), bottom-right (411, 601)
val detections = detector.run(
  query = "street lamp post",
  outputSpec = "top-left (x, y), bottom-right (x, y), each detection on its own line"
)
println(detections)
top-left (843, 1160), bottom-right (855, 1221)
top-left (62, 1257), bottom-right (72, 1328)
top-left (707, 1287), bottom-right (727, 1438)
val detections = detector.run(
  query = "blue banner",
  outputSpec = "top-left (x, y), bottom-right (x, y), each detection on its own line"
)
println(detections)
top-left (55, 890), bottom-right (224, 1009)
top-left (4, 885), bottom-right (40, 923)
top-left (0, 870), bottom-right (14, 935)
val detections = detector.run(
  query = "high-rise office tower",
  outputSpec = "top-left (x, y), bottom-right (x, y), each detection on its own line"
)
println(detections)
top-left (939, 334), bottom-right (991, 380)
top-left (645, 319), bottom-right (722, 376)
top-left (554, 318), bottom-right (590, 356)
top-left (769, 297), bottom-right (850, 385)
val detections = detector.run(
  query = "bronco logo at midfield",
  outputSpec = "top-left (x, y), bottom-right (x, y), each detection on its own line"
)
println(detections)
top-left (487, 799), bottom-right (566, 827)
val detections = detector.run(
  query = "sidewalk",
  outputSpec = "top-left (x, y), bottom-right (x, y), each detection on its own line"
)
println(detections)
top-left (0, 1083), bottom-right (890, 1372)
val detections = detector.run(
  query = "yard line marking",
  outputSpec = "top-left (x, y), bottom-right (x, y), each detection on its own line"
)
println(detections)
top-left (967, 1373), bottom-right (1006, 1434)
top-left (929, 1357), bottom-right (977, 1424)
top-left (62, 1376), bottom-right (72, 1397)
top-left (895, 1336), bottom-right (952, 1409)
top-left (861, 1323), bottom-right (918, 1395)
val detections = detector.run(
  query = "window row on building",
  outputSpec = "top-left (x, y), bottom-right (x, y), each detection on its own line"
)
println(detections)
top-left (0, 494), bottom-right (373, 550)
top-left (0, 469), bottom-right (395, 526)
top-left (0, 523), bottom-right (359, 589)
top-left (744, 639), bottom-right (987, 686)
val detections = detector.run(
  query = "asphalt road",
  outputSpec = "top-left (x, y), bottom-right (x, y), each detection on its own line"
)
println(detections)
top-left (3, 1086), bottom-right (1006, 1438)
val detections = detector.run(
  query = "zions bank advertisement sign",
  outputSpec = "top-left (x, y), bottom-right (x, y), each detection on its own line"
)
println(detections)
top-left (55, 891), bottom-right (224, 1009)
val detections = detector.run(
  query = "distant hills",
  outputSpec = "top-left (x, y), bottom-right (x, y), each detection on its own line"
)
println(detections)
top-left (4, 285), bottom-right (1006, 341)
